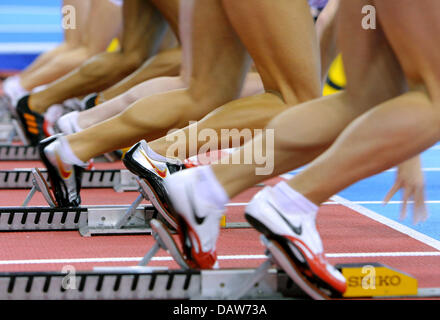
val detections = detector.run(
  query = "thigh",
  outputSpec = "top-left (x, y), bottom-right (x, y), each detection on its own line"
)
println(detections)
top-left (82, 0), bottom-right (123, 54)
top-left (222, 0), bottom-right (321, 105)
top-left (338, 0), bottom-right (406, 111)
top-left (374, 0), bottom-right (440, 100)
top-left (150, 0), bottom-right (180, 38)
top-left (186, 0), bottom-right (251, 103)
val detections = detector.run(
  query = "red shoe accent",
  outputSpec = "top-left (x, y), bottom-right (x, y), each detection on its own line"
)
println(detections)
top-left (42, 120), bottom-right (52, 137)
top-left (178, 219), bottom-right (217, 269)
top-left (86, 159), bottom-right (94, 171)
top-left (284, 235), bottom-right (347, 294)
top-left (183, 158), bottom-right (199, 169)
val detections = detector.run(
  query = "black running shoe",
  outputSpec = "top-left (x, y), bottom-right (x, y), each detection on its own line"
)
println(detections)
top-left (16, 95), bottom-right (46, 146)
top-left (123, 140), bottom-right (186, 228)
top-left (82, 93), bottom-right (99, 110)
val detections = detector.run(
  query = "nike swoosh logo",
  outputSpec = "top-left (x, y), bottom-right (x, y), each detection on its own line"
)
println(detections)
top-left (186, 185), bottom-right (206, 225)
top-left (140, 150), bottom-right (168, 179)
top-left (267, 201), bottom-right (302, 236)
top-left (55, 153), bottom-right (72, 180)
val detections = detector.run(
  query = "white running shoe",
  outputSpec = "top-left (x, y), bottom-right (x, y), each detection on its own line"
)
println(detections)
top-left (163, 167), bottom-right (224, 269)
top-left (56, 111), bottom-right (81, 135)
top-left (245, 187), bottom-right (347, 295)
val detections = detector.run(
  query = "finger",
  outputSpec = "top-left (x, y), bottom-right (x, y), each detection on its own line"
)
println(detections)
top-left (413, 187), bottom-right (428, 224)
top-left (384, 181), bottom-right (402, 204)
top-left (399, 186), bottom-right (412, 221)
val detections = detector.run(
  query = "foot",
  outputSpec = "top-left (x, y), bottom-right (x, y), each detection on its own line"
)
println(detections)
top-left (56, 111), bottom-right (81, 135)
top-left (245, 187), bottom-right (347, 295)
top-left (38, 135), bottom-right (86, 207)
top-left (16, 95), bottom-right (47, 146)
top-left (163, 167), bottom-right (224, 269)
top-left (82, 93), bottom-right (99, 110)
top-left (123, 140), bottom-right (186, 228)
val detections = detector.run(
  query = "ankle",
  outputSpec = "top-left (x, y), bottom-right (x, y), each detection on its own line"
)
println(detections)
top-left (28, 94), bottom-right (45, 114)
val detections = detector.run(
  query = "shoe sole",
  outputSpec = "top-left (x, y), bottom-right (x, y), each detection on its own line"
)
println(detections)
top-left (245, 213), bottom-right (341, 298)
top-left (38, 137), bottom-right (80, 207)
top-left (150, 219), bottom-right (189, 270)
top-left (123, 150), bottom-right (178, 229)
top-left (139, 177), bottom-right (177, 230)
top-left (265, 237), bottom-right (329, 300)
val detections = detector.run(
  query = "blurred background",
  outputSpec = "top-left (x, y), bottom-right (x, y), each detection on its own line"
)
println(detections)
top-left (0, 0), bottom-right (63, 72)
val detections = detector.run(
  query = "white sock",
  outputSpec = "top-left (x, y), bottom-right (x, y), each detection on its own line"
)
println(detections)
top-left (145, 141), bottom-right (169, 162)
top-left (45, 104), bottom-right (64, 124)
top-left (58, 135), bottom-right (88, 167)
top-left (193, 166), bottom-right (230, 210)
top-left (63, 98), bottom-right (82, 111)
top-left (3, 75), bottom-right (28, 105)
top-left (69, 111), bottom-right (83, 133)
top-left (143, 140), bottom-right (182, 165)
top-left (272, 181), bottom-right (318, 217)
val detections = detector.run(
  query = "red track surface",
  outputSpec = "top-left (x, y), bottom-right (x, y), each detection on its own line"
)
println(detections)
top-left (0, 78), bottom-right (439, 297)
top-left (1, 159), bottom-right (440, 293)
top-left (2, 76), bottom-right (439, 300)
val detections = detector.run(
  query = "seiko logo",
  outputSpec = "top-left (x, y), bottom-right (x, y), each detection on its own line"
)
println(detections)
top-left (348, 275), bottom-right (402, 288)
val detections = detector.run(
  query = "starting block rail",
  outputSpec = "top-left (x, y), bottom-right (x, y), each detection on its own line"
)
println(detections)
top-left (0, 144), bottom-right (39, 161)
top-left (0, 268), bottom-right (307, 300)
top-left (0, 204), bottom-right (156, 233)
top-left (0, 219), bottom-right (434, 300)
top-left (0, 168), bottom-right (136, 190)
top-left (0, 265), bottom-right (438, 300)
top-left (0, 205), bottom-right (249, 234)
top-left (1, 168), bottom-right (250, 235)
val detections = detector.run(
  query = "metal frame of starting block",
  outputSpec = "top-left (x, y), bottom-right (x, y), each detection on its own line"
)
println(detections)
top-left (136, 219), bottom-right (312, 300)
top-left (0, 119), bottom-right (29, 145)
top-left (1, 168), bottom-right (249, 235)
top-left (0, 218), bottom-right (439, 300)
top-left (0, 168), bottom-right (138, 191)
top-left (0, 219), bottom-right (307, 300)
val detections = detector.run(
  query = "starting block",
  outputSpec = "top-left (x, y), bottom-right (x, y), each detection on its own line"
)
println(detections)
top-left (0, 217), bottom-right (435, 300)
top-left (0, 168), bottom-right (132, 190)
top-left (22, 168), bottom-right (57, 207)
top-left (138, 219), bottom-right (190, 269)
top-left (0, 118), bottom-right (29, 145)
top-left (138, 220), bottom-right (424, 300)
top-left (140, 219), bottom-right (328, 300)
top-left (6, 167), bottom-right (249, 235)
top-left (336, 262), bottom-right (418, 298)
top-left (0, 144), bottom-right (39, 161)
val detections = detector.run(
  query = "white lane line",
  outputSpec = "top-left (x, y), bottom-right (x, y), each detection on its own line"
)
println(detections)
top-left (0, 6), bottom-right (60, 15)
top-left (326, 252), bottom-right (440, 258)
top-left (0, 25), bottom-right (62, 33)
top-left (0, 255), bottom-right (267, 265)
top-left (284, 168), bottom-right (440, 176)
top-left (1, 252), bottom-right (439, 266)
top-left (226, 201), bottom-right (336, 207)
top-left (332, 195), bottom-right (440, 251)
top-left (335, 200), bottom-right (440, 205)
top-left (0, 42), bottom-right (58, 53)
